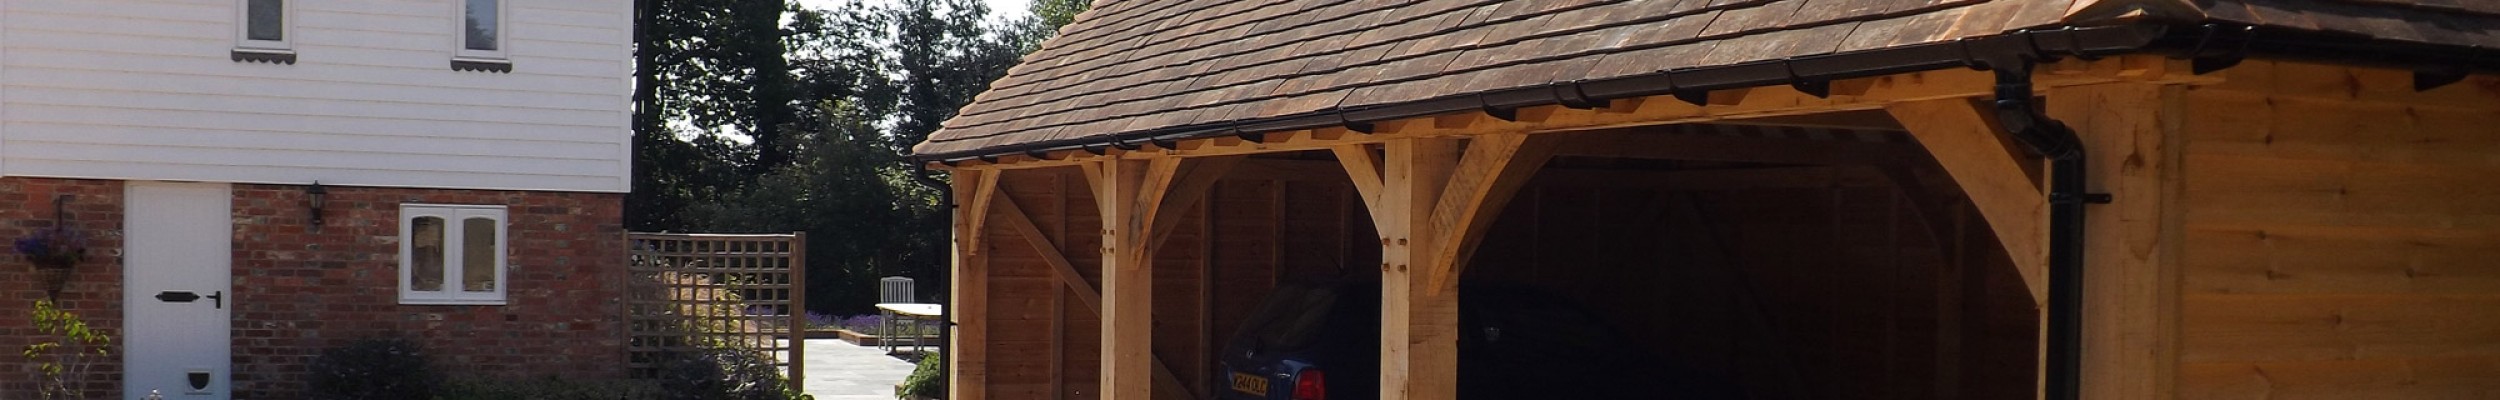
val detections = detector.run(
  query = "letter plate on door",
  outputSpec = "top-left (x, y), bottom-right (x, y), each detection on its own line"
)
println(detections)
top-left (156, 291), bottom-right (200, 302)
top-left (154, 291), bottom-right (224, 309)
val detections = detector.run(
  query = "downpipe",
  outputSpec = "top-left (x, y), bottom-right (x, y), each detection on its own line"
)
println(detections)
top-left (907, 161), bottom-right (956, 399)
top-left (1983, 56), bottom-right (2108, 400)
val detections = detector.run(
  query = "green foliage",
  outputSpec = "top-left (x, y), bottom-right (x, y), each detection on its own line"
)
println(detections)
top-left (635, 0), bottom-right (1042, 316)
top-left (21, 300), bottom-right (110, 400)
top-left (307, 337), bottom-right (444, 400)
top-left (1010, 0), bottom-right (1090, 51)
top-left (434, 376), bottom-right (659, 400)
top-left (655, 348), bottom-right (813, 400)
top-left (895, 353), bottom-right (943, 399)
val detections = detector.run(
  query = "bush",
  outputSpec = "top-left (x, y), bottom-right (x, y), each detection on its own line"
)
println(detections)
top-left (656, 348), bottom-right (811, 400)
top-left (306, 337), bottom-right (442, 400)
top-left (436, 376), bottom-right (657, 400)
top-left (895, 353), bottom-right (941, 400)
top-left (23, 300), bottom-right (111, 400)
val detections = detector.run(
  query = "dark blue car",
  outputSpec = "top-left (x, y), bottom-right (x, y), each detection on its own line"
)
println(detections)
top-left (1215, 282), bottom-right (1742, 400)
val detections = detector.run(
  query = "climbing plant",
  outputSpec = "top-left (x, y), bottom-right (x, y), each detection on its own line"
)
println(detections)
top-left (22, 300), bottom-right (111, 400)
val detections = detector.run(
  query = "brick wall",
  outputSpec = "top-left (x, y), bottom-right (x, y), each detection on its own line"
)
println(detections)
top-left (0, 177), bottom-right (126, 399)
top-left (228, 184), bottom-right (628, 398)
top-left (0, 179), bottom-right (628, 398)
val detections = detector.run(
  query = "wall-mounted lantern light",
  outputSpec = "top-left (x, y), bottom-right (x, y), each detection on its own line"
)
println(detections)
top-left (307, 181), bottom-right (328, 227)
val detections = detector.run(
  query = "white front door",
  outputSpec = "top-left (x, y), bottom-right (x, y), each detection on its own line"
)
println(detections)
top-left (123, 182), bottom-right (233, 400)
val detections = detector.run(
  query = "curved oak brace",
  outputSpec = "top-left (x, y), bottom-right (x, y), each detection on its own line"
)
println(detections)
top-left (1340, 134), bottom-right (1557, 400)
top-left (1082, 156), bottom-right (1237, 400)
top-left (1423, 133), bottom-right (1563, 295)
top-left (1887, 98), bottom-right (2053, 303)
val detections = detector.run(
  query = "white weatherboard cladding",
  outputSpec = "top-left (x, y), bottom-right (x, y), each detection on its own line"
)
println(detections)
top-left (0, 0), bottom-right (631, 193)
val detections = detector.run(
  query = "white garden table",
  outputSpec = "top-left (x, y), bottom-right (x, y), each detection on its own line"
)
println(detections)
top-left (874, 303), bottom-right (942, 354)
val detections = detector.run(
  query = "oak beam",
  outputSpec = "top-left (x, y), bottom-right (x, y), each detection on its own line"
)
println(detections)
top-left (1242, 159), bottom-right (1898, 191)
top-left (963, 169), bottom-right (1002, 254)
top-left (1083, 156), bottom-right (1235, 400)
top-left (1555, 129), bottom-right (1927, 166)
top-left (1333, 145), bottom-right (1388, 217)
top-left (1377, 138), bottom-right (1464, 400)
top-left (1086, 159), bottom-right (1177, 400)
top-left (1343, 135), bottom-right (1563, 399)
top-left (1151, 156), bottom-right (1244, 248)
top-left (949, 169), bottom-right (998, 400)
top-left (939, 55), bottom-right (2212, 172)
top-left (995, 193), bottom-right (1103, 311)
top-left (1886, 98), bottom-right (2053, 303)
top-left (1423, 133), bottom-right (1561, 294)
top-left (995, 190), bottom-right (1204, 399)
top-left (2050, 83), bottom-right (2185, 400)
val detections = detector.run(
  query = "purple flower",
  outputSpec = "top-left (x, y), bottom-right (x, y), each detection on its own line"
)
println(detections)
top-left (807, 312), bottom-right (839, 329)
top-left (841, 315), bottom-right (883, 331)
top-left (14, 226), bottom-right (86, 266)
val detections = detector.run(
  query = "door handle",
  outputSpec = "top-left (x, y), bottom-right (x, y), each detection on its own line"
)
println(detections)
top-left (154, 291), bottom-right (224, 309)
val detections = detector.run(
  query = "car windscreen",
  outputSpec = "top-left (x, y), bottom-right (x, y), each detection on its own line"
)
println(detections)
top-left (1232, 283), bottom-right (1342, 352)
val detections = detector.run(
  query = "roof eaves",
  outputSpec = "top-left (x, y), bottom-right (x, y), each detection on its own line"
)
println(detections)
top-left (913, 24), bottom-right (2171, 164)
top-left (2064, 0), bottom-right (2209, 25)
top-left (916, 19), bottom-right (2500, 164)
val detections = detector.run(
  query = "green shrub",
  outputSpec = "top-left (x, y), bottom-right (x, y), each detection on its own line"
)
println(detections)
top-left (22, 300), bottom-right (111, 400)
top-left (656, 348), bottom-right (813, 400)
top-left (434, 376), bottom-right (656, 400)
top-left (895, 354), bottom-right (941, 400)
top-left (307, 337), bottom-right (442, 400)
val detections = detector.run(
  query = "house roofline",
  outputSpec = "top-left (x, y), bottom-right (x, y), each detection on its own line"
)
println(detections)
top-left (911, 22), bottom-right (2500, 165)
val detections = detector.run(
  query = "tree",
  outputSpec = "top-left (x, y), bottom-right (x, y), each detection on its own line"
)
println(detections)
top-left (891, 0), bottom-right (1024, 150)
top-left (633, 0), bottom-right (1081, 314)
top-left (629, 0), bottom-right (795, 231)
top-left (1011, 0), bottom-right (1090, 51)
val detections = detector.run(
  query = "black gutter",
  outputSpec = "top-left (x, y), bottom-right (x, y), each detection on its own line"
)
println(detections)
top-left (1974, 52), bottom-right (2106, 400)
top-left (905, 163), bottom-right (955, 399)
top-left (909, 24), bottom-right (2167, 164)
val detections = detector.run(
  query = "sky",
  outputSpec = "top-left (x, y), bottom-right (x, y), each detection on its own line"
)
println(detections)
top-left (792, 0), bottom-right (1031, 22)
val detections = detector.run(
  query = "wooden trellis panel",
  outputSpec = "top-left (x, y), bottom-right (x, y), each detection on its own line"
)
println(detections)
top-left (624, 232), bottom-right (809, 383)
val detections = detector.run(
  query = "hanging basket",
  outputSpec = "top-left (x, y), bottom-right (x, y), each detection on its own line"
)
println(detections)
top-left (23, 248), bottom-right (83, 301)
top-left (33, 264), bottom-right (72, 301)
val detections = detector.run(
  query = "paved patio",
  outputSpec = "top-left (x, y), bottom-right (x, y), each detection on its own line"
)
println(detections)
top-left (788, 338), bottom-right (923, 400)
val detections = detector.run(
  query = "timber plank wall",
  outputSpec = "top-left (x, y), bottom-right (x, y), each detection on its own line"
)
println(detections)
top-left (2175, 61), bottom-right (2500, 398)
top-left (977, 167), bottom-right (1370, 400)
top-left (1467, 159), bottom-right (2040, 400)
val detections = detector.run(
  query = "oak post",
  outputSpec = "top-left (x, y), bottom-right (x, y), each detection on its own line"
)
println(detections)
top-left (1379, 138), bottom-right (1461, 400)
top-left (950, 169), bottom-right (998, 400)
top-left (2048, 83), bottom-right (2185, 400)
top-left (1342, 133), bottom-right (1555, 400)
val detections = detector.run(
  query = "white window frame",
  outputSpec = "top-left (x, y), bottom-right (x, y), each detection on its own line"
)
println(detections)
top-left (398, 204), bottom-right (509, 305)
top-left (454, 0), bottom-right (510, 60)
top-left (234, 0), bottom-right (292, 51)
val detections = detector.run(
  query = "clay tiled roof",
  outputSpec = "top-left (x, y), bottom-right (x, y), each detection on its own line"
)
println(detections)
top-left (913, 0), bottom-right (2500, 159)
top-left (2201, 0), bottom-right (2500, 46)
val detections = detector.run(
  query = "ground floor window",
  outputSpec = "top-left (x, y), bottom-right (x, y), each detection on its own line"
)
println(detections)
top-left (399, 204), bottom-right (507, 305)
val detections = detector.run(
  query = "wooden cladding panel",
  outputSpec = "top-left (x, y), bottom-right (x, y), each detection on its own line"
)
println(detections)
top-left (2177, 78), bottom-right (2500, 398)
top-left (977, 160), bottom-right (1372, 400)
top-left (1466, 175), bottom-right (2037, 400)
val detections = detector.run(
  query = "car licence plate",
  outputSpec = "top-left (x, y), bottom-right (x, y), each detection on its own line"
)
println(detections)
top-left (1231, 372), bottom-right (1269, 397)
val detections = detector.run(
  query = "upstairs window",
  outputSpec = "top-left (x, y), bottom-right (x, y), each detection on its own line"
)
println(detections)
top-left (457, 0), bottom-right (507, 60)
top-left (235, 0), bottom-right (289, 51)
top-left (400, 204), bottom-right (508, 305)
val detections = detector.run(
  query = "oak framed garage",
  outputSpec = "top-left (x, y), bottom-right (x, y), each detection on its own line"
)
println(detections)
top-left (915, 1), bottom-right (2500, 399)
